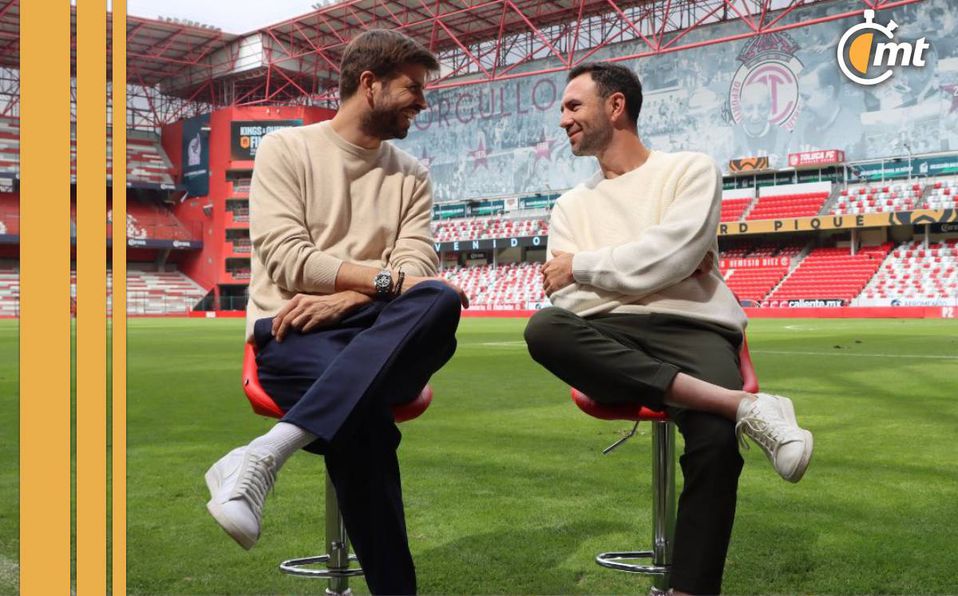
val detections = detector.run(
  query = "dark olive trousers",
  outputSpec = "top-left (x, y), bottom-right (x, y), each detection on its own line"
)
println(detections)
top-left (524, 307), bottom-right (744, 595)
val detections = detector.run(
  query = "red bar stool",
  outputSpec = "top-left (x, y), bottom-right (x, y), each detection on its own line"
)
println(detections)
top-left (571, 338), bottom-right (759, 593)
top-left (242, 342), bottom-right (432, 594)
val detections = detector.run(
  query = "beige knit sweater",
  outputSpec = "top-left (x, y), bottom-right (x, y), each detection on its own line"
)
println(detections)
top-left (549, 150), bottom-right (747, 332)
top-left (245, 121), bottom-right (438, 339)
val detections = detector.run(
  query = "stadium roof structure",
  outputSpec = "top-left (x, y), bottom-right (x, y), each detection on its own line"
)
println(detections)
top-left (0, 0), bottom-right (921, 127)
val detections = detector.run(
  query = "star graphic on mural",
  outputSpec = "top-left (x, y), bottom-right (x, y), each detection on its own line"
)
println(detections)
top-left (469, 137), bottom-right (489, 171)
top-left (533, 132), bottom-right (556, 162)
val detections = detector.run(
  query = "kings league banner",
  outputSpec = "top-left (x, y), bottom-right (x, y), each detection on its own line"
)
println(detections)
top-left (394, 0), bottom-right (958, 202)
top-left (181, 113), bottom-right (210, 197)
top-left (231, 120), bottom-right (302, 161)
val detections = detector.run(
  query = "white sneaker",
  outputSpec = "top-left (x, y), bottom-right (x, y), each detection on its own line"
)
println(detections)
top-left (735, 393), bottom-right (813, 483)
top-left (205, 446), bottom-right (278, 549)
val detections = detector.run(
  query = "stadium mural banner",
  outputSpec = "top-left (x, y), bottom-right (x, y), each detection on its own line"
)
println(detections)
top-left (230, 120), bottom-right (302, 161)
top-left (728, 156), bottom-right (770, 172)
top-left (182, 113), bottom-right (210, 197)
top-left (396, 0), bottom-right (958, 202)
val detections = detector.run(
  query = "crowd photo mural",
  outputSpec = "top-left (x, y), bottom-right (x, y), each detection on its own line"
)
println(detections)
top-left (394, 0), bottom-right (958, 202)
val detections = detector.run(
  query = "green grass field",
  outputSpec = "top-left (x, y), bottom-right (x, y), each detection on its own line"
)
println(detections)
top-left (2, 317), bottom-right (958, 594)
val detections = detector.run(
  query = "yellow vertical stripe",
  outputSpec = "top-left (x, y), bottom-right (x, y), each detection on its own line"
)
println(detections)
top-left (19, 0), bottom-right (72, 593)
top-left (77, 1), bottom-right (108, 594)
top-left (111, 2), bottom-right (128, 595)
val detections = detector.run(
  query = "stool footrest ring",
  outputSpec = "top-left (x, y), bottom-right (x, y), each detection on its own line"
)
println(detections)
top-left (596, 550), bottom-right (669, 575)
top-left (279, 554), bottom-right (364, 578)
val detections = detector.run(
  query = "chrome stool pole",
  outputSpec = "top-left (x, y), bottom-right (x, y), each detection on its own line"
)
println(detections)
top-left (278, 472), bottom-right (363, 594)
top-left (595, 418), bottom-right (676, 592)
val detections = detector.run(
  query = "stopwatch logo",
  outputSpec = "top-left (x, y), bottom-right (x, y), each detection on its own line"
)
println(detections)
top-left (837, 9), bottom-right (930, 86)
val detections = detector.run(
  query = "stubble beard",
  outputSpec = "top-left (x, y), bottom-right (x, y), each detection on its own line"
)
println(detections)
top-left (361, 106), bottom-right (409, 141)
top-left (570, 123), bottom-right (613, 157)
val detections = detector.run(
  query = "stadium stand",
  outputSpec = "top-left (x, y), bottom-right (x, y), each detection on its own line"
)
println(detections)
top-left (124, 200), bottom-right (195, 241)
top-left (720, 189), bottom-right (755, 222)
top-left (440, 262), bottom-right (545, 308)
top-left (747, 188), bottom-right (830, 220)
top-left (432, 216), bottom-right (548, 243)
top-left (860, 240), bottom-right (958, 303)
top-left (2, 265), bottom-right (205, 317)
top-left (721, 197), bottom-right (752, 222)
top-left (0, 194), bottom-right (17, 236)
top-left (720, 243), bottom-right (805, 303)
top-left (0, 117), bottom-right (176, 187)
top-left (923, 179), bottom-right (958, 211)
top-left (126, 266), bottom-right (208, 314)
top-left (126, 133), bottom-right (177, 187)
top-left (0, 265), bottom-right (18, 316)
top-left (764, 244), bottom-right (892, 305)
top-left (831, 182), bottom-right (922, 215)
top-left (0, 118), bottom-right (17, 179)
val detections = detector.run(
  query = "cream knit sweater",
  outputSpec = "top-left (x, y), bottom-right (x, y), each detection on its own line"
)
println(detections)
top-left (549, 150), bottom-right (747, 332)
top-left (245, 121), bottom-right (438, 339)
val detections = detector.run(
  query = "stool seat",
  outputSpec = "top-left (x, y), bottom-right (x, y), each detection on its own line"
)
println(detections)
top-left (571, 389), bottom-right (669, 422)
top-left (242, 342), bottom-right (432, 422)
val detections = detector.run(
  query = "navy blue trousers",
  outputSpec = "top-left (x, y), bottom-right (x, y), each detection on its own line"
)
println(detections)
top-left (251, 281), bottom-right (462, 595)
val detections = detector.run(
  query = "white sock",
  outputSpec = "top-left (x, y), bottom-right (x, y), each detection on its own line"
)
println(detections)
top-left (248, 421), bottom-right (317, 468)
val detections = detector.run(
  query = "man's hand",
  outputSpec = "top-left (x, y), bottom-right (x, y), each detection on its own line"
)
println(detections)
top-left (404, 275), bottom-right (471, 309)
top-left (272, 291), bottom-right (372, 342)
top-left (541, 249), bottom-right (576, 296)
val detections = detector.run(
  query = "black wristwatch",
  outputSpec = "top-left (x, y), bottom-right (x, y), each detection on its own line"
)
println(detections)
top-left (373, 269), bottom-right (393, 298)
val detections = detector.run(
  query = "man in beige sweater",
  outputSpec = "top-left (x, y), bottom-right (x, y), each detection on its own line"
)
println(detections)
top-left (203, 31), bottom-right (467, 595)
top-left (524, 63), bottom-right (814, 594)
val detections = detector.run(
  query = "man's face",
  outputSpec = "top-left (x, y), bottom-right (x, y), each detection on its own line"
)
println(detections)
top-left (559, 74), bottom-right (614, 156)
top-left (364, 62), bottom-right (429, 140)
top-left (740, 83), bottom-right (771, 136)
top-left (799, 72), bottom-right (831, 119)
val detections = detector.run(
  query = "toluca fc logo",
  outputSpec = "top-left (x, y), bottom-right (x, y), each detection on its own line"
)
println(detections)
top-left (837, 9), bottom-right (930, 86)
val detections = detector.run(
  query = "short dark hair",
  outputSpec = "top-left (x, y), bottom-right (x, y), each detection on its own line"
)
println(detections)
top-left (339, 30), bottom-right (439, 100)
top-left (805, 61), bottom-right (841, 98)
top-left (567, 62), bottom-right (643, 125)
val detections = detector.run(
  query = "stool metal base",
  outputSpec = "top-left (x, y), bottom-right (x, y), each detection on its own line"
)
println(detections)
top-left (596, 550), bottom-right (668, 575)
top-left (279, 553), bottom-right (363, 578)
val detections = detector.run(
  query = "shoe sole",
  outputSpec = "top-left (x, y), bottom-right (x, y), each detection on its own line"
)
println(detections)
top-left (784, 429), bottom-right (814, 483)
top-left (205, 467), bottom-right (257, 550)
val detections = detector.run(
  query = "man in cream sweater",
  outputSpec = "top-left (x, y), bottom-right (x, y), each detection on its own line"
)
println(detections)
top-left (203, 31), bottom-right (467, 595)
top-left (524, 63), bottom-right (814, 595)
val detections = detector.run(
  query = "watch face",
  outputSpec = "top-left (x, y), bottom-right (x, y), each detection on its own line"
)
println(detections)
top-left (374, 271), bottom-right (392, 294)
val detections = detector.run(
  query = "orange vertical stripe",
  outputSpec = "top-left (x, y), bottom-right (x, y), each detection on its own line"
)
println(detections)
top-left (19, 0), bottom-right (73, 593)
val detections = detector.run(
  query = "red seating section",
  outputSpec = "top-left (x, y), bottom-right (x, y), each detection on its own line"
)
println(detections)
top-left (720, 244), bottom-right (803, 302)
top-left (720, 197), bottom-right (751, 222)
top-left (765, 244), bottom-right (892, 304)
top-left (747, 192), bottom-right (828, 220)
